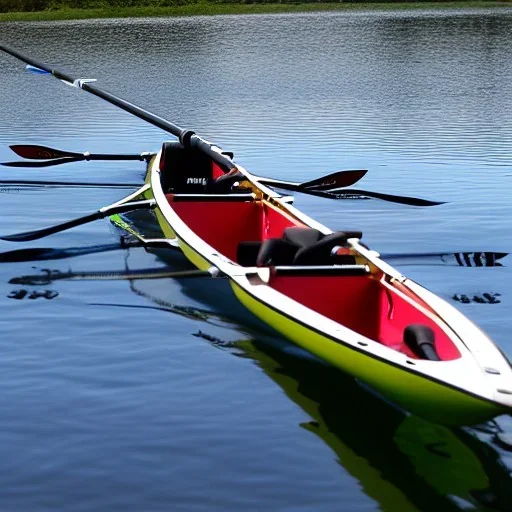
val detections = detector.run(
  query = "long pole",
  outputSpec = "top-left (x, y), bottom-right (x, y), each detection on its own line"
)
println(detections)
top-left (0, 44), bottom-right (236, 172)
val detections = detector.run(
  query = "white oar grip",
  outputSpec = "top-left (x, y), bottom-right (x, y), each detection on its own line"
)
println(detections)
top-left (61, 78), bottom-right (97, 88)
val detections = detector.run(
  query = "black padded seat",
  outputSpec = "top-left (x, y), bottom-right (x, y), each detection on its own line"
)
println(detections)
top-left (237, 239), bottom-right (300, 267)
top-left (283, 227), bottom-right (323, 247)
top-left (160, 141), bottom-right (214, 193)
top-left (256, 239), bottom-right (300, 266)
top-left (237, 227), bottom-right (362, 267)
top-left (293, 231), bottom-right (354, 265)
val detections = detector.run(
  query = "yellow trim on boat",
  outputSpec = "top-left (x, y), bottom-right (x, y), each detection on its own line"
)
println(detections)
top-left (230, 280), bottom-right (505, 426)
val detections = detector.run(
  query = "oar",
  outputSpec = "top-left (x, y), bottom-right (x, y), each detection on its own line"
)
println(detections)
top-left (381, 251), bottom-right (508, 267)
top-left (9, 266), bottom-right (220, 286)
top-left (0, 44), bottom-right (236, 173)
top-left (0, 231), bottom-right (180, 262)
top-left (0, 198), bottom-right (155, 242)
top-left (336, 189), bottom-right (443, 207)
top-left (0, 235), bottom-right (505, 267)
top-left (0, 239), bottom-right (142, 263)
top-left (255, 171), bottom-right (442, 206)
top-left (295, 187), bottom-right (444, 207)
top-left (0, 46), bottom-right (442, 207)
top-left (4, 144), bottom-right (368, 191)
top-left (0, 179), bottom-right (141, 189)
top-left (277, 185), bottom-right (443, 207)
top-left (0, 243), bottom-right (124, 263)
top-left (9, 144), bottom-right (153, 161)
top-left (9, 248), bottom-right (506, 286)
top-left (2, 144), bottom-right (154, 167)
top-left (3, 158), bottom-right (83, 168)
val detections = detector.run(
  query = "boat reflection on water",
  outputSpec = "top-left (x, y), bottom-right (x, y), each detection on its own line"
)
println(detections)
top-left (241, 341), bottom-right (512, 512)
top-left (126, 261), bottom-right (512, 512)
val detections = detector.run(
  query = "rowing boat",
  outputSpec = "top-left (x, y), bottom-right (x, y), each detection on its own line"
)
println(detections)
top-left (131, 143), bottom-right (512, 427)
top-left (1, 44), bottom-right (511, 427)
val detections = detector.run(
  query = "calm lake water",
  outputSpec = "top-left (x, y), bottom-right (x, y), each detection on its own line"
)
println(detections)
top-left (1, 8), bottom-right (512, 511)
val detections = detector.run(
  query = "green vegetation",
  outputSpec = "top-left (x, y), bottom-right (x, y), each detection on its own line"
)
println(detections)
top-left (1, 1), bottom-right (510, 22)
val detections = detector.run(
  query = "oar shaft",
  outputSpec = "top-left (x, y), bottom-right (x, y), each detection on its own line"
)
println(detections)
top-left (0, 44), bottom-right (72, 82)
top-left (85, 153), bottom-right (148, 161)
top-left (79, 86), bottom-right (235, 171)
top-left (0, 198), bottom-right (155, 242)
top-left (0, 180), bottom-right (141, 188)
top-left (0, 44), bottom-right (236, 172)
top-left (84, 83), bottom-right (182, 136)
top-left (2, 46), bottom-right (234, 171)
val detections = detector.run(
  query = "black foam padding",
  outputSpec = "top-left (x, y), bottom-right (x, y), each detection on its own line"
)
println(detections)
top-left (256, 238), bottom-right (300, 267)
top-left (237, 241), bottom-right (262, 267)
top-left (293, 231), bottom-right (352, 265)
top-left (331, 254), bottom-right (357, 265)
top-left (403, 324), bottom-right (441, 361)
top-left (160, 141), bottom-right (212, 193)
top-left (209, 171), bottom-right (246, 193)
top-left (283, 227), bottom-right (322, 248)
top-left (338, 230), bottom-right (363, 240)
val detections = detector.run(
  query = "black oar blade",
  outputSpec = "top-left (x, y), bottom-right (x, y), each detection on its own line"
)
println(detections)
top-left (302, 170), bottom-right (368, 191)
top-left (271, 185), bottom-right (442, 207)
top-left (10, 144), bottom-right (80, 160)
top-left (2, 156), bottom-right (83, 167)
top-left (0, 199), bottom-right (155, 242)
top-left (257, 169), bottom-right (367, 193)
top-left (330, 188), bottom-right (444, 207)
top-left (9, 145), bottom-right (152, 164)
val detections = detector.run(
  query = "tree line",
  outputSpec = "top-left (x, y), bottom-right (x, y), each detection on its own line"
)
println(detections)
top-left (2, 0), bottom-right (192, 13)
top-left (1, 0), bottom-right (419, 14)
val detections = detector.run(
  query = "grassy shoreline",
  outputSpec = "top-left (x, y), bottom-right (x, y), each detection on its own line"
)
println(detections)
top-left (0, 2), bottom-right (510, 22)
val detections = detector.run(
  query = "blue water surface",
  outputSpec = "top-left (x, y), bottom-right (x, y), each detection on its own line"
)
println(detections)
top-left (1, 9), bottom-right (512, 511)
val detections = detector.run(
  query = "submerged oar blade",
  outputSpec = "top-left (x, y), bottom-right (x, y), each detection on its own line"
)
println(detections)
top-left (0, 199), bottom-right (155, 242)
top-left (1, 212), bottom-right (102, 242)
top-left (2, 157), bottom-right (82, 168)
top-left (329, 188), bottom-right (445, 207)
top-left (302, 170), bottom-right (368, 191)
top-left (10, 144), bottom-right (80, 160)
top-left (0, 241), bottom-right (141, 263)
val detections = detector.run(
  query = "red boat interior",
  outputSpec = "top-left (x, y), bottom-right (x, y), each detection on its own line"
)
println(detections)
top-left (168, 198), bottom-right (305, 261)
top-left (165, 195), bottom-right (461, 362)
top-left (159, 145), bottom-right (461, 362)
top-left (269, 274), bottom-right (461, 361)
